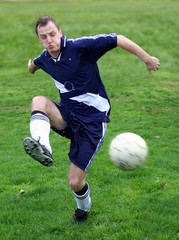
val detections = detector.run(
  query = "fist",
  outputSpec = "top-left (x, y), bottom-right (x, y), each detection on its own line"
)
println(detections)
top-left (146, 56), bottom-right (160, 76)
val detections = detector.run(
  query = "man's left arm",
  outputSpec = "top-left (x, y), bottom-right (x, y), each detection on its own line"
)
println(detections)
top-left (117, 35), bottom-right (160, 76)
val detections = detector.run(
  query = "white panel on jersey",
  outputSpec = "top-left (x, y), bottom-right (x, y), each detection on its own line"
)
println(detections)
top-left (70, 93), bottom-right (110, 112)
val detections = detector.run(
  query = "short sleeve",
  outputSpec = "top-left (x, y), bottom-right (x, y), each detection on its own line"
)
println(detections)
top-left (70, 33), bottom-right (117, 61)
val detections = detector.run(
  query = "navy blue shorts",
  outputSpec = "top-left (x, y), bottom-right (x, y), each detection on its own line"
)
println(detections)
top-left (51, 103), bottom-right (107, 172)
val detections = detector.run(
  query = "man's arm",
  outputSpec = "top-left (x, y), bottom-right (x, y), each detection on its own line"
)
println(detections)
top-left (117, 35), bottom-right (160, 76)
top-left (28, 59), bottom-right (39, 74)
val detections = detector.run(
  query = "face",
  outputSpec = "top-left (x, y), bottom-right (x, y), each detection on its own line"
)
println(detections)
top-left (37, 21), bottom-right (63, 58)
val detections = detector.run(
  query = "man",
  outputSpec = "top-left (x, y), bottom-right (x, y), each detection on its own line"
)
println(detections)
top-left (23, 16), bottom-right (160, 223)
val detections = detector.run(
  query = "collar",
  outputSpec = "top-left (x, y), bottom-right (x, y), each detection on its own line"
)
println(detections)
top-left (61, 34), bottom-right (67, 49)
top-left (46, 34), bottom-right (67, 62)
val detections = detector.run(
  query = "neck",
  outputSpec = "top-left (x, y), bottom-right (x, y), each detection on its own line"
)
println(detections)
top-left (50, 50), bottom-right (61, 59)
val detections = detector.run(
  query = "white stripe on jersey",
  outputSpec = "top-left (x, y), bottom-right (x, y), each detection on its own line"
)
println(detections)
top-left (68, 33), bottom-right (116, 42)
top-left (52, 78), bottom-right (69, 93)
top-left (70, 93), bottom-right (110, 112)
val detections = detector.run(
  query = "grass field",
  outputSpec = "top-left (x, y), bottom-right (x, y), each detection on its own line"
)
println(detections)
top-left (0, 0), bottom-right (178, 239)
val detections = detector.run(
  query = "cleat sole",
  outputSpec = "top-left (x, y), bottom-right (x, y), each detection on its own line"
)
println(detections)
top-left (23, 137), bottom-right (53, 167)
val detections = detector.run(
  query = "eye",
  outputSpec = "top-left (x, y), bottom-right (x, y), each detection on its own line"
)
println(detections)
top-left (50, 32), bottom-right (56, 37)
top-left (40, 35), bottom-right (46, 40)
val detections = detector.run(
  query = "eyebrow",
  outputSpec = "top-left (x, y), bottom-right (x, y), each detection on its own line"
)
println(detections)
top-left (39, 30), bottom-right (56, 37)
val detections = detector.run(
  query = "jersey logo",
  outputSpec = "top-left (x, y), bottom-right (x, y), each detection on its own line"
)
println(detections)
top-left (64, 81), bottom-right (75, 91)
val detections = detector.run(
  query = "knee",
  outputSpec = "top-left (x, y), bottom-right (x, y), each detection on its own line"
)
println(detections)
top-left (68, 175), bottom-right (84, 192)
top-left (32, 95), bottom-right (46, 105)
top-left (31, 96), bottom-right (48, 110)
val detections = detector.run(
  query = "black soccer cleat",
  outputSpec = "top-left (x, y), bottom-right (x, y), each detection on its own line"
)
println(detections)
top-left (23, 137), bottom-right (53, 167)
top-left (72, 208), bottom-right (90, 223)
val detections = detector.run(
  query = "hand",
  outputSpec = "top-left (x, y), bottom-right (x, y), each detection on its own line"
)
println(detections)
top-left (27, 58), bottom-right (39, 74)
top-left (145, 56), bottom-right (160, 77)
top-left (28, 59), bottom-right (32, 69)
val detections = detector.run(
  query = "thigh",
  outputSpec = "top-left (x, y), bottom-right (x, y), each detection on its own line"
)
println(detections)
top-left (47, 100), bottom-right (66, 129)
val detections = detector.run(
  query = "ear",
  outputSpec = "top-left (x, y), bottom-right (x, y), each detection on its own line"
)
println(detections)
top-left (38, 37), bottom-right (42, 44)
top-left (59, 29), bottom-right (63, 36)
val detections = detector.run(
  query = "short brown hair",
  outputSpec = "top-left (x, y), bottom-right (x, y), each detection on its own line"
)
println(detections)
top-left (35, 16), bottom-right (60, 35)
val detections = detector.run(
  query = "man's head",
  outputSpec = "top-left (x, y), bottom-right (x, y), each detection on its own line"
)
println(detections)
top-left (35, 16), bottom-right (63, 58)
top-left (35, 16), bottom-right (60, 36)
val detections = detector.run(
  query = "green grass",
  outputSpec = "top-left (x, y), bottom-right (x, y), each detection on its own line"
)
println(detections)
top-left (0, 0), bottom-right (178, 239)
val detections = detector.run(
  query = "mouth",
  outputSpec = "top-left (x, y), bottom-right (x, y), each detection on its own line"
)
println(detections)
top-left (49, 45), bottom-right (54, 49)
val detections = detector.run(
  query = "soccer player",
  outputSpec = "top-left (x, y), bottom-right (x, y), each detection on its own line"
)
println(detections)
top-left (23, 16), bottom-right (160, 222)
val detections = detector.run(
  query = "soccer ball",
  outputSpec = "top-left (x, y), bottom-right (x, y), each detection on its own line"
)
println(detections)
top-left (109, 132), bottom-right (148, 171)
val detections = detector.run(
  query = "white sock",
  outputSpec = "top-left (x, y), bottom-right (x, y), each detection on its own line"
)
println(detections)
top-left (73, 183), bottom-right (92, 211)
top-left (30, 111), bottom-right (52, 154)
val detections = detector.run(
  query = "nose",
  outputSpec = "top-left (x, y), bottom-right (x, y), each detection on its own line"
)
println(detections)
top-left (47, 36), bottom-right (52, 43)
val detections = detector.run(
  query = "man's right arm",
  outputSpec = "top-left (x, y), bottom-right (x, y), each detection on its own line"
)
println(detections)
top-left (28, 59), bottom-right (39, 74)
top-left (117, 35), bottom-right (160, 76)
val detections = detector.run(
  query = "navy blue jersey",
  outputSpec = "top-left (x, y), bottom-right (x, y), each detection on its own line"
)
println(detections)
top-left (34, 33), bottom-right (117, 122)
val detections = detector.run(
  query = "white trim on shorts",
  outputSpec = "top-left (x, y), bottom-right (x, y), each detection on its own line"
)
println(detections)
top-left (85, 122), bottom-right (107, 172)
